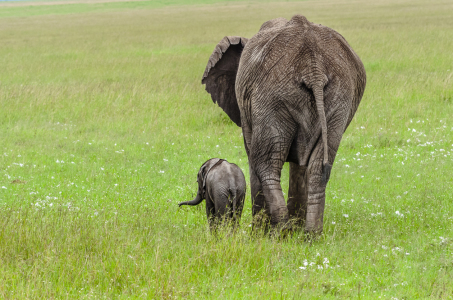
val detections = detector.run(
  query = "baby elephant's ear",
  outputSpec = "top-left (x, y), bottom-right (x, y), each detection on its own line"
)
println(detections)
top-left (202, 36), bottom-right (248, 127)
top-left (197, 164), bottom-right (207, 196)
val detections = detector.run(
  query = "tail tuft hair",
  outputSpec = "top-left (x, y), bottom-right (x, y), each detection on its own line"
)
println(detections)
top-left (322, 163), bottom-right (332, 184)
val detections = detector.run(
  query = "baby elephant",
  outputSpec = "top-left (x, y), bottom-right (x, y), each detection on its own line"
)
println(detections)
top-left (179, 158), bottom-right (246, 228)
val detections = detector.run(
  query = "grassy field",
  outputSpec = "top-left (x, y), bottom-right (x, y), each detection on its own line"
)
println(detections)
top-left (1, 0), bottom-right (453, 298)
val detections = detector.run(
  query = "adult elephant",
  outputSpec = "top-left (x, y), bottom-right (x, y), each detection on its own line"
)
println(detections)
top-left (202, 15), bottom-right (366, 233)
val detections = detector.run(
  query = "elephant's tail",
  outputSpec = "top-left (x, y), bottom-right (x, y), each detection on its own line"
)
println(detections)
top-left (313, 84), bottom-right (332, 184)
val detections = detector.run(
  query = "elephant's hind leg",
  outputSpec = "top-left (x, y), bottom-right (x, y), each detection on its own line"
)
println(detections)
top-left (305, 135), bottom-right (340, 233)
top-left (287, 163), bottom-right (308, 228)
top-left (243, 122), bottom-right (271, 228)
top-left (305, 144), bottom-right (326, 233)
top-left (305, 98), bottom-right (349, 233)
top-left (251, 119), bottom-right (296, 227)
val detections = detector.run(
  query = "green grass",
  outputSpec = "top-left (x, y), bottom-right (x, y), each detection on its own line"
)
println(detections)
top-left (0, 0), bottom-right (305, 18)
top-left (1, 0), bottom-right (453, 298)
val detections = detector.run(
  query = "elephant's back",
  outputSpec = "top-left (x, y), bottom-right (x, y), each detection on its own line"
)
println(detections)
top-left (236, 15), bottom-right (366, 114)
top-left (207, 161), bottom-right (246, 195)
top-left (240, 15), bottom-right (365, 79)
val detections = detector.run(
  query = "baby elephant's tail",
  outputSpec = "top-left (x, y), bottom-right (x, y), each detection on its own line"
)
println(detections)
top-left (178, 194), bottom-right (203, 207)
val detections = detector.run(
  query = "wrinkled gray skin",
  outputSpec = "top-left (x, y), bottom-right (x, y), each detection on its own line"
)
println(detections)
top-left (178, 158), bottom-right (246, 228)
top-left (202, 15), bottom-right (366, 233)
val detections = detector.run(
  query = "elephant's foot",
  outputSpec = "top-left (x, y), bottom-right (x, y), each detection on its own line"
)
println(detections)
top-left (262, 186), bottom-right (289, 226)
top-left (251, 210), bottom-right (271, 235)
top-left (252, 210), bottom-right (296, 239)
top-left (270, 205), bottom-right (289, 226)
top-left (269, 217), bottom-right (302, 240)
top-left (251, 205), bottom-right (288, 235)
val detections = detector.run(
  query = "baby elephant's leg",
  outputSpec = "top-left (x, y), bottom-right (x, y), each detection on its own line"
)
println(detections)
top-left (232, 189), bottom-right (245, 228)
top-left (205, 196), bottom-right (216, 230)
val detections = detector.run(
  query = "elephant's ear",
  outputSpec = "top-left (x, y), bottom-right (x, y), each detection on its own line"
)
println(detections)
top-left (197, 163), bottom-right (208, 198)
top-left (202, 36), bottom-right (248, 127)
